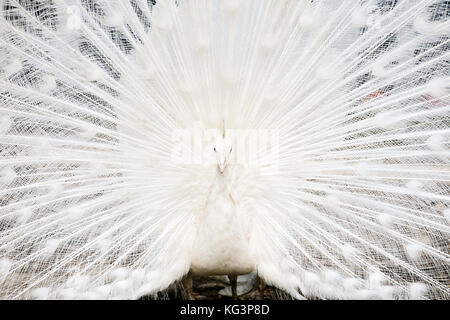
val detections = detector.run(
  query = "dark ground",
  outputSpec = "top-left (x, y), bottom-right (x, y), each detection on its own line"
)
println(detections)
top-left (140, 275), bottom-right (295, 300)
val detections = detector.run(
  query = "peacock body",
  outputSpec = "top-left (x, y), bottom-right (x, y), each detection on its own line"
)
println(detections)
top-left (0, 0), bottom-right (449, 299)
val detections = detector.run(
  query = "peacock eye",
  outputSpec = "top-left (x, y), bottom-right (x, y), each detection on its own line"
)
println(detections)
top-left (230, 148), bottom-right (232, 152)
top-left (213, 147), bottom-right (216, 152)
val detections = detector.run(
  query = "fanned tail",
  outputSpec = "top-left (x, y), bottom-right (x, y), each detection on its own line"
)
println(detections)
top-left (0, 0), bottom-right (449, 299)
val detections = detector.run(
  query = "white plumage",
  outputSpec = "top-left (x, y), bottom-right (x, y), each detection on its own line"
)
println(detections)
top-left (190, 169), bottom-right (257, 276)
top-left (0, 0), bottom-right (449, 300)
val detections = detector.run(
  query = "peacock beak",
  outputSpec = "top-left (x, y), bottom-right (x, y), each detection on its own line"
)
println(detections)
top-left (218, 162), bottom-right (225, 173)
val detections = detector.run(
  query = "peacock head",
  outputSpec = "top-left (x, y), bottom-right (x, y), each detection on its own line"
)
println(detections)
top-left (213, 127), bottom-right (232, 174)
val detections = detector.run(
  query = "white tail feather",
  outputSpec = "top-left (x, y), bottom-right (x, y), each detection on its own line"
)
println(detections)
top-left (0, 0), bottom-right (449, 300)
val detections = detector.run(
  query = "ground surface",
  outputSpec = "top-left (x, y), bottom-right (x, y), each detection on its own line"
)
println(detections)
top-left (140, 275), bottom-right (294, 300)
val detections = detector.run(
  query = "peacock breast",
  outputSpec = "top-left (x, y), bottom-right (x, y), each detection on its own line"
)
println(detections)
top-left (189, 176), bottom-right (257, 276)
